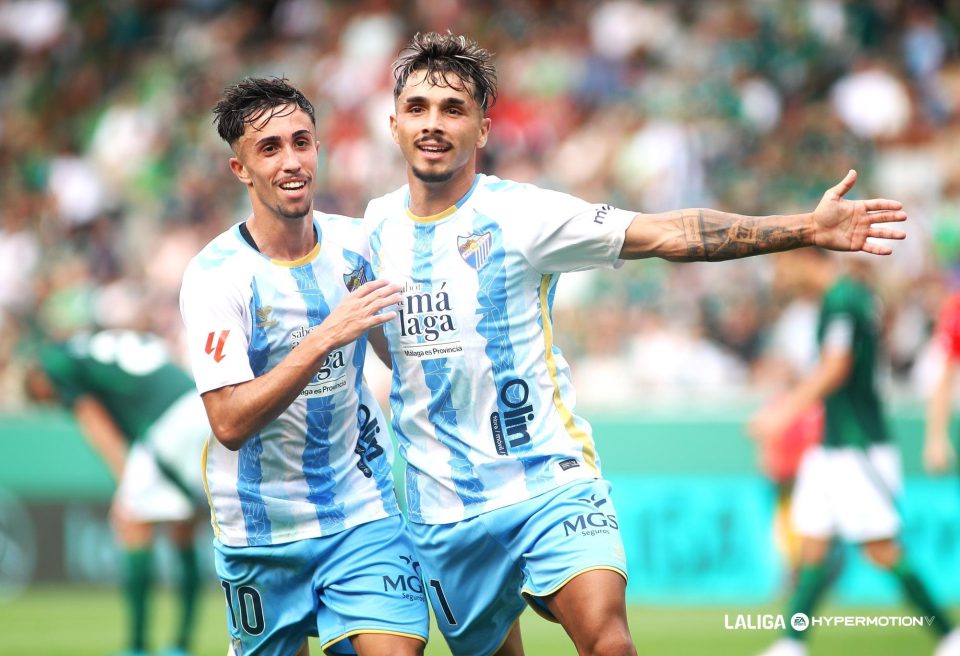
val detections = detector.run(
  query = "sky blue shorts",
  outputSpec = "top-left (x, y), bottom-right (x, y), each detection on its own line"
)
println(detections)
top-left (214, 513), bottom-right (428, 655)
top-left (408, 479), bottom-right (627, 656)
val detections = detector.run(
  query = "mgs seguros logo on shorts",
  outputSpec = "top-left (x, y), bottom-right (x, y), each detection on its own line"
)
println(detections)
top-left (382, 555), bottom-right (425, 603)
top-left (562, 494), bottom-right (619, 537)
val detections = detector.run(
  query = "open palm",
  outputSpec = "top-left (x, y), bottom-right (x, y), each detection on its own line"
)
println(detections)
top-left (812, 170), bottom-right (907, 255)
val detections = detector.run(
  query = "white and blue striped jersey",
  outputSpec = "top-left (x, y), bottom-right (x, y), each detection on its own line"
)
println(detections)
top-left (364, 174), bottom-right (636, 524)
top-left (180, 213), bottom-right (398, 547)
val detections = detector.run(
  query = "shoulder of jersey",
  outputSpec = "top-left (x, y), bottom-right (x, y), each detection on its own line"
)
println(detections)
top-left (185, 224), bottom-right (249, 280)
top-left (314, 210), bottom-right (367, 254)
top-left (363, 186), bottom-right (408, 226)
top-left (476, 174), bottom-right (524, 195)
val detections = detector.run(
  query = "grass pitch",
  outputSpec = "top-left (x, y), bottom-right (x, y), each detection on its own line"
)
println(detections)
top-left (1, 585), bottom-right (945, 655)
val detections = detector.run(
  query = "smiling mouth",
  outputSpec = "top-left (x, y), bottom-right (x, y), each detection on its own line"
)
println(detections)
top-left (416, 142), bottom-right (451, 154)
top-left (279, 179), bottom-right (308, 191)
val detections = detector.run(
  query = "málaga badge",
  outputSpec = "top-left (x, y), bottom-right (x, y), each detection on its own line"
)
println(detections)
top-left (457, 232), bottom-right (492, 270)
top-left (343, 266), bottom-right (368, 291)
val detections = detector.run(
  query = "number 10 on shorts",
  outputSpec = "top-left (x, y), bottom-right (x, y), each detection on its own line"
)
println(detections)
top-left (221, 581), bottom-right (265, 635)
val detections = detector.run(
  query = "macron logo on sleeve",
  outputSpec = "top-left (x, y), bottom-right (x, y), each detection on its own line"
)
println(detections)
top-left (593, 205), bottom-right (612, 225)
top-left (204, 330), bottom-right (229, 362)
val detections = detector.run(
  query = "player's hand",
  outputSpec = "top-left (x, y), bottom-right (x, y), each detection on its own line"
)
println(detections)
top-left (812, 170), bottom-right (907, 255)
top-left (313, 279), bottom-right (401, 350)
top-left (923, 432), bottom-right (955, 475)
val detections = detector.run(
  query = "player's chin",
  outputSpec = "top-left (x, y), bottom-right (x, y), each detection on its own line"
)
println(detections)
top-left (278, 201), bottom-right (313, 220)
top-left (411, 165), bottom-right (455, 184)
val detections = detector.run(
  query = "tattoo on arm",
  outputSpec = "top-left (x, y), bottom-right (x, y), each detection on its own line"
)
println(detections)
top-left (681, 210), bottom-right (811, 261)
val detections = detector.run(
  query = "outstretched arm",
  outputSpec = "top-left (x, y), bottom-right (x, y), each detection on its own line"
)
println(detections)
top-left (201, 280), bottom-right (401, 450)
top-left (620, 170), bottom-right (907, 261)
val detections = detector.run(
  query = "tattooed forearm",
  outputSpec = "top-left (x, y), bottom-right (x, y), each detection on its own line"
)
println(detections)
top-left (680, 210), bottom-right (813, 261)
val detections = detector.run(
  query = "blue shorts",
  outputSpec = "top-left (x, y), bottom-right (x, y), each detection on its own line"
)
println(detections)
top-left (408, 479), bottom-right (627, 656)
top-left (214, 514), bottom-right (428, 655)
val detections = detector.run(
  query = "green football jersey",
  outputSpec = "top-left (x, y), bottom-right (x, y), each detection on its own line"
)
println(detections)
top-left (37, 330), bottom-right (196, 443)
top-left (817, 276), bottom-right (889, 448)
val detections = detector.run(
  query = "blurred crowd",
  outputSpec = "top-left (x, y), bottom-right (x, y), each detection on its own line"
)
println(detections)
top-left (1, 0), bottom-right (959, 408)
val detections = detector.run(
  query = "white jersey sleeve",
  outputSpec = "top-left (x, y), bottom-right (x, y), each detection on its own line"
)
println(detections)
top-left (507, 185), bottom-right (635, 274)
top-left (179, 263), bottom-right (255, 394)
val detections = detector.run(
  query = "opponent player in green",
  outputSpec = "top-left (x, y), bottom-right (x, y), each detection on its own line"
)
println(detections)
top-left (750, 249), bottom-right (960, 656)
top-left (365, 32), bottom-right (910, 656)
top-left (26, 329), bottom-right (208, 656)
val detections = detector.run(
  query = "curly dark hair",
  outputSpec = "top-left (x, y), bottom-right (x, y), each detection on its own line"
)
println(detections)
top-left (212, 77), bottom-right (315, 146)
top-left (393, 32), bottom-right (498, 112)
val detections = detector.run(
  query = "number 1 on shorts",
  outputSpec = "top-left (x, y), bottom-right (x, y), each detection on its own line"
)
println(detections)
top-left (428, 578), bottom-right (458, 625)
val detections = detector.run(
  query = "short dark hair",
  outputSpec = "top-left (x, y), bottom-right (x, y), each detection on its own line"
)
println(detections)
top-left (393, 32), bottom-right (498, 112)
top-left (212, 77), bottom-right (316, 146)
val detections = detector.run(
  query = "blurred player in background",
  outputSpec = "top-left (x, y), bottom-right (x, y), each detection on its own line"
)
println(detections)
top-left (180, 77), bottom-right (426, 655)
top-left (25, 328), bottom-right (207, 656)
top-left (749, 249), bottom-right (959, 656)
top-left (925, 291), bottom-right (960, 475)
top-left (364, 31), bottom-right (908, 656)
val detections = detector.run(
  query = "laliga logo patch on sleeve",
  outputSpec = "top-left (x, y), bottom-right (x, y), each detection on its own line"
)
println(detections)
top-left (204, 330), bottom-right (229, 362)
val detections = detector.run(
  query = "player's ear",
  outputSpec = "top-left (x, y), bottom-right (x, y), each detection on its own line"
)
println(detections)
top-left (229, 157), bottom-right (252, 186)
top-left (390, 114), bottom-right (400, 145)
top-left (477, 116), bottom-right (491, 149)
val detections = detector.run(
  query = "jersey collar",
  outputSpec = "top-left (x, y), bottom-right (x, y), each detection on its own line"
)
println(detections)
top-left (405, 174), bottom-right (481, 223)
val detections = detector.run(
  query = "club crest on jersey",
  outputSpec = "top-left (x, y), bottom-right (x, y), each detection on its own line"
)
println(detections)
top-left (343, 266), bottom-right (368, 292)
top-left (457, 232), bottom-right (492, 270)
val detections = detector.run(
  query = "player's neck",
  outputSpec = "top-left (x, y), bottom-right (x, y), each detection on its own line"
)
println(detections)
top-left (246, 211), bottom-right (316, 261)
top-left (407, 168), bottom-right (477, 218)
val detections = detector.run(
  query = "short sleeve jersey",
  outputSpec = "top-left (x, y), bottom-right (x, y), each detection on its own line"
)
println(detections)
top-left (363, 174), bottom-right (635, 524)
top-left (37, 330), bottom-right (195, 442)
top-left (817, 275), bottom-right (889, 447)
top-left (936, 293), bottom-right (960, 361)
top-left (179, 213), bottom-right (398, 547)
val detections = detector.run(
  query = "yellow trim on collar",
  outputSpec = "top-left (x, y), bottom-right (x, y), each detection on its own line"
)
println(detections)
top-left (406, 204), bottom-right (458, 223)
top-left (270, 242), bottom-right (320, 267)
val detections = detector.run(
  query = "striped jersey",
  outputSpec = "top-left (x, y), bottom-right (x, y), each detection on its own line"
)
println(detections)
top-left (179, 213), bottom-right (398, 547)
top-left (363, 174), bottom-right (635, 524)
